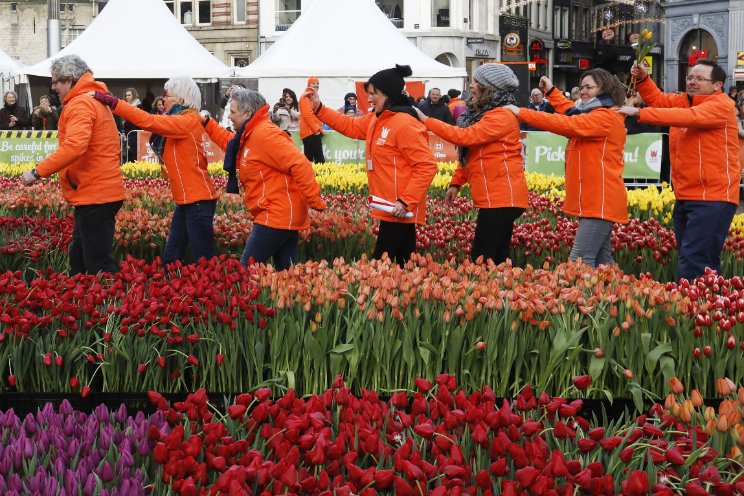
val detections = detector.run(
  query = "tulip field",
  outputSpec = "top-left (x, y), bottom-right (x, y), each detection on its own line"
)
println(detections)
top-left (0, 161), bottom-right (742, 494)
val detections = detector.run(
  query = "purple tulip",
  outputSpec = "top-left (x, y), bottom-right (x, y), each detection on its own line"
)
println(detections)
top-left (22, 414), bottom-right (36, 435)
top-left (45, 477), bottom-right (59, 494)
top-left (115, 404), bottom-right (128, 424)
top-left (99, 460), bottom-right (114, 483)
top-left (59, 399), bottom-right (73, 416)
top-left (7, 473), bottom-right (22, 492)
top-left (83, 473), bottom-right (96, 496)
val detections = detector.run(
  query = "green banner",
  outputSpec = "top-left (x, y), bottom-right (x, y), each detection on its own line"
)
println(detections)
top-left (524, 131), bottom-right (663, 180)
top-left (0, 131), bottom-right (59, 164)
top-left (292, 131), bottom-right (365, 164)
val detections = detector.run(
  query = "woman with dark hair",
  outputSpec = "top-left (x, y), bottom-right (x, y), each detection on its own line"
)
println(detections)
top-left (505, 69), bottom-right (629, 268)
top-left (303, 65), bottom-right (437, 265)
top-left (271, 89), bottom-right (300, 135)
top-left (0, 91), bottom-right (30, 130)
top-left (151, 96), bottom-right (167, 115)
top-left (415, 63), bottom-right (528, 265)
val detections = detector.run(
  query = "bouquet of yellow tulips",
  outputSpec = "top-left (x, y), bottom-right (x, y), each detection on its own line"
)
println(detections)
top-left (628, 28), bottom-right (655, 96)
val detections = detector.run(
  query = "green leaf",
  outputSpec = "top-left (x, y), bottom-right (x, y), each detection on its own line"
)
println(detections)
top-left (629, 384), bottom-right (644, 413)
top-left (329, 344), bottom-right (355, 354)
top-left (589, 356), bottom-right (606, 379)
top-left (640, 333), bottom-right (651, 355)
top-left (418, 341), bottom-right (439, 367)
top-left (645, 342), bottom-right (672, 375)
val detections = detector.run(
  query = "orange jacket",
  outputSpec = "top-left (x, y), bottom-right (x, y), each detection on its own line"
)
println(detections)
top-left (36, 72), bottom-right (125, 206)
top-left (425, 109), bottom-right (528, 209)
top-left (299, 93), bottom-right (323, 139)
top-left (114, 102), bottom-right (218, 205)
top-left (317, 105), bottom-right (437, 225)
top-left (448, 97), bottom-right (466, 113)
top-left (205, 105), bottom-right (325, 231)
top-left (519, 90), bottom-right (629, 224)
top-left (637, 78), bottom-right (741, 205)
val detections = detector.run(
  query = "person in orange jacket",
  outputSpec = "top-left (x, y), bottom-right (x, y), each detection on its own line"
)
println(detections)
top-left (91, 76), bottom-right (219, 265)
top-left (299, 76), bottom-right (326, 163)
top-left (203, 88), bottom-right (326, 270)
top-left (21, 55), bottom-right (126, 276)
top-left (303, 64), bottom-right (438, 265)
top-left (415, 64), bottom-right (528, 265)
top-left (618, 60), bottom-right (742, 281)
top-left (505, 69), bottom-right (629, 268)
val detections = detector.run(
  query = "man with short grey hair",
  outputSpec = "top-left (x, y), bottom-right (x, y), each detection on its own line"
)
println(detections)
top-left (418, 87), bottom-right (454, 124)
top-left (20, 55), bottom-right (125, 275)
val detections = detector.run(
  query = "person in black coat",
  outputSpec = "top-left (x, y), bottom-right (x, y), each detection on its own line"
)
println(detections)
top-left (0, 91), bottom-right (31, 130)
top-left (418, 88), bottom-right (454, 124)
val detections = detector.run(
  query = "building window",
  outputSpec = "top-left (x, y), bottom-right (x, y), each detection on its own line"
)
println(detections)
top-left (276, 0), bottom-right (300, 31)
top-left (10, 3), bottom-right (17, 12)
top-left (197, 0), bottom-right (210, 24)
top-left (376, 1), bottom-right (404, 28)
top-left (432, 0), bottom-right (450, 27)
top-left (164, 0), bottom-right (174, 14)
top-left (234, 0), bottom-right (245, 23)
top-left (553, 6), bottom-right (569, 39)
top-left (62, 28), bottom-right (84, 47)
top-left (179, 0), bottom-right (193, 24)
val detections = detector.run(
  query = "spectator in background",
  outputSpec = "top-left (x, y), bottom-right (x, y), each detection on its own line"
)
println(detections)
top-left (218, 84), bottom-right (245, 130)
top-left (728, 86), bottom-right (738, 101)
top-left (141, 91), bottom-right (155, 113)
top-left (92, 77), bottom-right (220, 265)
top-left (337, 92), bottom-right (363, 117)
top-left (20, 55), bottom-right (125, 275)
top-left (31, 95), bottom-right (59, 130)
top-left (521, 87), bottom-right (554, 131)
top-left (299, 76), bottom-right (326, 163)
top-left (418, 88), bottom-right (454, 124)
top-left (570, 87), bottom-right (581, 102)
top-left (272, 89), bottom-right (300, 135)
top-left (447, 88), bottom-right (467, 121)
top-left (0, 91), bottom-right (30, 130)
top-left (151, 96), bottom-right (167, 115)
top-left (120, 88), bottom-right (143, 162)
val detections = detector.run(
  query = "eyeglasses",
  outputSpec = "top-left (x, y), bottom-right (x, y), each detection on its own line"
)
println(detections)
top-left (579, 84), bottom-right (598, 91)
top-left (50, 78), bottom-right (67, 85)
top-left (686, 76), bottom-right (713, 83)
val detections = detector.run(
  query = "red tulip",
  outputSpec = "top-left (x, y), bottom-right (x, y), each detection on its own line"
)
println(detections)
top-left (216, 353), bottom-right (224, 366)
top-left (69, 377), bottom-right (79, 389)
top-left (228, 404), bottom-right (247, 419)
top-left (7, 375), bottom-right (16, 388)
top-left (137, 363), bottom-right (147, 374)
top-left (573, 375), bottom-right (592, 390)
top-left (414, 378), bottom-right (432, 393)
top-left (623, 470), bottom-right (649, 495)
top-left (81, 386), bottom-right (91, 398)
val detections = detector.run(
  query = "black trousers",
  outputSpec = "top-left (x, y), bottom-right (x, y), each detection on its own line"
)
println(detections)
top-left (302, 134), bottom-right (326, 164)
top-left (69, 200), bottom-right (123, 276)
top-left (471, 207), bottom-right (525, 265)
top-left (373, 221), bottom-right (416, 266)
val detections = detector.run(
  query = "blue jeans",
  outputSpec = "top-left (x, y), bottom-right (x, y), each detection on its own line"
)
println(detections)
top-left (163, 200), bottom-right (217, 264)
top-left (241, 223), bottom-right (299, 270)
top-left (673, 200), bottom-right (736, 281)
top-left (570, 217), bottom-right (614, 268)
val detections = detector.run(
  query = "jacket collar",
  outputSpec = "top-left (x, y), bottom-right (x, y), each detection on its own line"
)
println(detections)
top-left (64, 72), bottom-right (109, 105)
top-left (239, 104), bottom-right (270, 146)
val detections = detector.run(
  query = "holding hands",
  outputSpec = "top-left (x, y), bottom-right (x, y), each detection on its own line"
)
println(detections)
top-left (300, 88), bottom-right (321, 112)
top-left (413, 106), bottom-right (428, 122)
top-left (86, 91), bottom-right (119, 109)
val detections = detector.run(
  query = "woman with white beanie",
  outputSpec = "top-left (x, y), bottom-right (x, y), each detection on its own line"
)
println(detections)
top-left (415, 63), bottom-right (529, 265)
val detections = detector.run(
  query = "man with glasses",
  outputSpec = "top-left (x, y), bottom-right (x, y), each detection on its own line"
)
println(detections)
top-left (618, 60), bottom-right (741, 281)
top-left (20, 55), bottom-right (125, 275)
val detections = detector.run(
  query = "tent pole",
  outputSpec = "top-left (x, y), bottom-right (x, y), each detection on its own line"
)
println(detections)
top-left (47, 0), bottom-right (61, 58)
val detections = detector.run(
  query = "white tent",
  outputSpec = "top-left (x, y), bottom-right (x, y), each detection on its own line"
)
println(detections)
top-left (236, 0), bottom-right (466, 107)
top-left (22, 0), bottom-right (230, 79)
top-left (0, 48), bottom-right (25, 97)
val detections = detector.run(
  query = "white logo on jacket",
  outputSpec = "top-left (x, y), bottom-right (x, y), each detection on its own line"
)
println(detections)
top-left (376, 126), bottom-right (392, 146)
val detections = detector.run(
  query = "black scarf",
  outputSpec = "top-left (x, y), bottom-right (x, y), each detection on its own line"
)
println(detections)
top-left (456, 88), bottom-right (517, 166)
top-left (149, 103), bottom-right (189, 163)
top-left (223, 118), bottom-right (249, 195)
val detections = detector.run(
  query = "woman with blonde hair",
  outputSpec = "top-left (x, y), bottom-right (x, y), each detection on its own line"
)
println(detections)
top-left (91, 77), bottom-right (219, 265)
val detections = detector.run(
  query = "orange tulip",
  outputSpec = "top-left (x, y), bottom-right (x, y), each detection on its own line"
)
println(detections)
top-left (717, 415), bottom-right (730, 432)
top-left (679, 403), bottom-right (692, 423)
top-left (664, 394), bottom-right (676, 411)
top-left (717, 378), bottom-right (736, 396)
top-left (669, 377), bottom-right (684, 395)
top-left (690, 389), bottom-right (703, 408)
top-left (703, 406), bottom-right (716, 422)
top-left (704, 418), bottom-right (716, 435)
